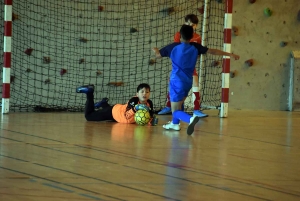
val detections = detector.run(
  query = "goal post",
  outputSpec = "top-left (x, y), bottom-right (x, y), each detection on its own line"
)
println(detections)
top-left (220, 0), bottom-right (233, 118)
top-left (2, 0), bottom-right (13, 114)
top-left (197, 0), bottom-right (233, 117)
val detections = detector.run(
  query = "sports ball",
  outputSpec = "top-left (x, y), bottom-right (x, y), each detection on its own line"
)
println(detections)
top-left (134, 110), bottom-right (151, 125)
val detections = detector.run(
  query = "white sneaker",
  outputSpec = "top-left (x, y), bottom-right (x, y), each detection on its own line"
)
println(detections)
top-left (187, 116), bottom-right (200, 135)
top-left (163, 121), bottom-right (181, 131)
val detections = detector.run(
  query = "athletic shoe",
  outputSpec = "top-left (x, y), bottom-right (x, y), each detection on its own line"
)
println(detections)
top-left (187, 116), bottom-right (200, 135)
top-left (94, 97), bottom-right (109, 108)
top-left (193, 110), bottom-right (208, 118)
top-left (158, 107), bottom-right (172, 115)
top-left (76, 85), bottom-right (94, 93)
top-left (163, 121), bottom-right (181, 131)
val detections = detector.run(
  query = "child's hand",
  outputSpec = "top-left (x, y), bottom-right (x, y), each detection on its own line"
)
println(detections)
top-left (135, 104), bottom-right (150, 112)
top-left (149, 115), bottom-right (158, 126)
top-left (231, 54), bottom-right (240, 60)
top-left (152, 47), bottom-right (162, 58)
top-left (152, 47), bottom-right (159, 53)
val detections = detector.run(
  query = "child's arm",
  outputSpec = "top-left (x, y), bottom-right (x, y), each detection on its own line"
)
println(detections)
top-left (124, 97), bottom-right (139, 120)
top-left (152, 43), bottom-right (181, 59)
top-left (147, 100), bottom-right (158, 126)
top-left (192, 43), bottom-right (240, 60)
top-left (207, 48), bottom-right (240, 60)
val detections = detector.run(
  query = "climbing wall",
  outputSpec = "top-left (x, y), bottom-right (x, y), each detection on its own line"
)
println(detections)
top-left (227, 0), bottom-right (300, 110)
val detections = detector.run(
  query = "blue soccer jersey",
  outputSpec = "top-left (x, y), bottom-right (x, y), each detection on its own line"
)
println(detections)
top-left (159, 42), bottom-right (208, 102)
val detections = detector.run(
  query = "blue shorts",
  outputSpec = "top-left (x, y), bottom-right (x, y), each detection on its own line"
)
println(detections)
top-left (169, 80), bottom-right (192, 102)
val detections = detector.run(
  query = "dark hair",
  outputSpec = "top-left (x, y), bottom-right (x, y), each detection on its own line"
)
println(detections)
top-left (184, 14), bottom-right (199, 25)
top-left (180, 25), bottom-right (194, 41)
top-left (137, 83), bottom-right (150, 92)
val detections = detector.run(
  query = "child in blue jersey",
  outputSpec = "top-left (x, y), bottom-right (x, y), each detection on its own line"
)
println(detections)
top-left (152, 25), bottom-right (239, 135)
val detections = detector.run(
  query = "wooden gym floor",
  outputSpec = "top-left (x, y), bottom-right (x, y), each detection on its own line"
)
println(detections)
top-left (0, 110), bottom-right (300, 201)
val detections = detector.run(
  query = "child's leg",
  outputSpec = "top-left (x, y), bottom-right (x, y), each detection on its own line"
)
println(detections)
top-left (85, 105), bottom-right (114, 121)
top-left (158, 92), bottom-right (184, 114)
top-left (165, 81), bottom-right (200, 134)
top-left (172, 110), bottom-right (200, 135)
top-left (192, 70), bottom-right (208, 118)
top-left (192, 70), bottom-right (200, 111)
top-left (170, 100), bottom-right (184, 124)
top-left (166, 92), bottom-right (171, 108)
top-left (85, 93), bottom-right (114, 121)
top-left (157, 93), bottom-right (172, 115)
top-left (85, 92), bottom-right (95, 117)
top-left (170, 97), bottom-right (200, 135)
top-left (158, 77), bottom-right (173, 115)
top-left (166, 78), bottom-right (171, 108)
top-left (162, 100), bottom-right (183, 131)
top-left (172, 110), bottom-right (191, 123)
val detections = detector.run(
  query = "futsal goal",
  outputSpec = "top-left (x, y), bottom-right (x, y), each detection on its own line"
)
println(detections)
top-left (1, 0), bottom-right (233, 117)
